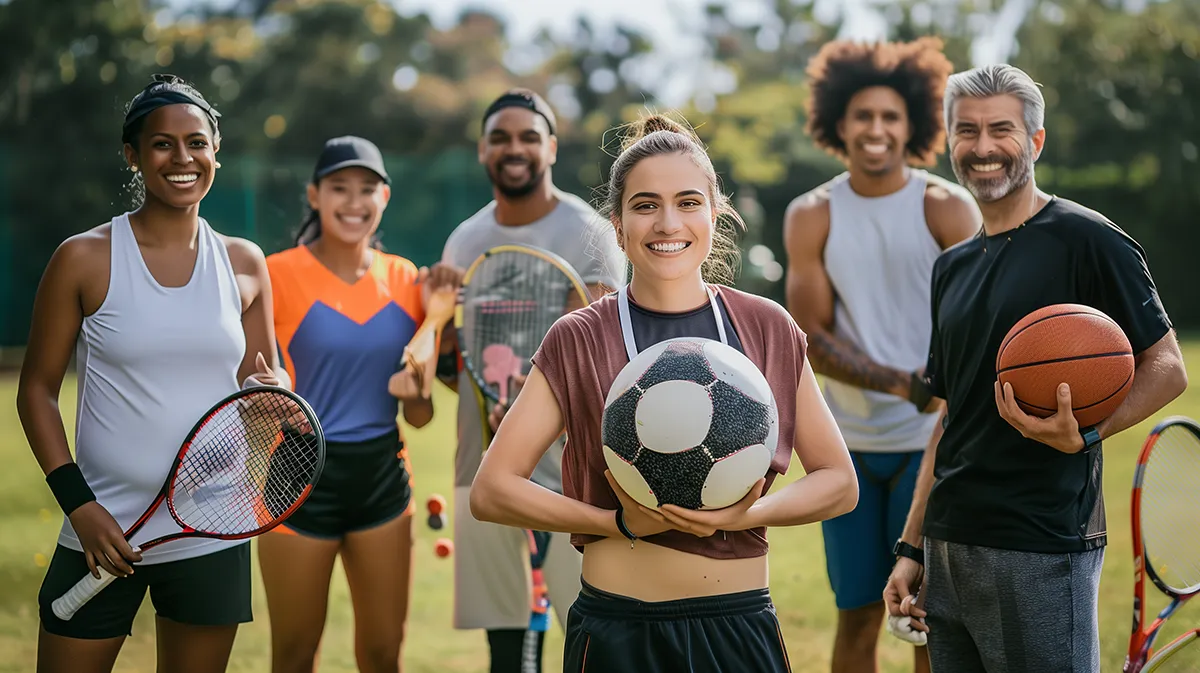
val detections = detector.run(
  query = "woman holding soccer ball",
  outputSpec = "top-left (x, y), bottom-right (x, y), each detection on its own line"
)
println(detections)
top-left (471, 113), bottom-right (858, 670)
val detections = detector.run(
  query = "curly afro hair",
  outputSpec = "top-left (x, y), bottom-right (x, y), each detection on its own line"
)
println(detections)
top-left (804, 37), bottom-right (955, 166)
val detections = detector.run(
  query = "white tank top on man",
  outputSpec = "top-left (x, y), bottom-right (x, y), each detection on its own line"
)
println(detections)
top-left (821, 169), bottom-right (942, 452)
top-left (60, 213), bottom-right (246, 564)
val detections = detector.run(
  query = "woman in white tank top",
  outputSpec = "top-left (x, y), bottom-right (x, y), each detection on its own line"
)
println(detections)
top-left (16, 75), bottom-right (287, 673)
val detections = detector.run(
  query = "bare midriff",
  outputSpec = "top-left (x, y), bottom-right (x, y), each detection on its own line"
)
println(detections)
top-left (581, 537), bottom-right (769, 601)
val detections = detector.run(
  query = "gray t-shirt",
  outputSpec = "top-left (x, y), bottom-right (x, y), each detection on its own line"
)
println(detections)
top-left (443, 191), bottom-right (626, 491)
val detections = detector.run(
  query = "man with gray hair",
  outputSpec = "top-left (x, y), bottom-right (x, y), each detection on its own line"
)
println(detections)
top-left (883, 63), bottom-right (1188, 670)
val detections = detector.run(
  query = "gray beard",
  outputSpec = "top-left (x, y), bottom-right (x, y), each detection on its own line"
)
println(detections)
top-left (953, 149), bottom-right (1034, 203)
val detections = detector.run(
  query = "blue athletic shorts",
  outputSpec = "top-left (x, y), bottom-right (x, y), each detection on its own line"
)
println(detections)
top-left (821, 450), bottom-right (923, 611)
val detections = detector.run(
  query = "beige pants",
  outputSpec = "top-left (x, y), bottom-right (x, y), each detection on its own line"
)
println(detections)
top-left (452, 486), bottom-right (582, 630)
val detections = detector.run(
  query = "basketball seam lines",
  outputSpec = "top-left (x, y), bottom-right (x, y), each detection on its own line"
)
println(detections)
top-left (1013, 369), bottom-right (1134, 412)
top-left (997, 350), bottom-right (1132, 374)
top-left (997, 309), bottom-right (1119, 363)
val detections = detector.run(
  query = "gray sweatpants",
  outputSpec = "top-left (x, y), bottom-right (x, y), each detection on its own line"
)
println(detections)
top-left (924, 538), bottom-right (1104, 673)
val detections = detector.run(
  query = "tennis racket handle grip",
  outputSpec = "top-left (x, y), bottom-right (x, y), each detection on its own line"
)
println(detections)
top-left (51, 567), bottom-right (118, 620)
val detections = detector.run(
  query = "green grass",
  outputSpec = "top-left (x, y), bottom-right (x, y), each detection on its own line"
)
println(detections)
top-left (1, 347), bottom-right (1198, 672)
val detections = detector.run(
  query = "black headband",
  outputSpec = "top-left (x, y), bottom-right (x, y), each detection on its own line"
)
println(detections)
top-left (481, 90), bottom-right (557, 136)
top-left (122, 85), bottom-right (221, 143)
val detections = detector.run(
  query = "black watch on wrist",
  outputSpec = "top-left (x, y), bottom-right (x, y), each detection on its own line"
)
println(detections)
top-left (1080, 426), bottom-right (1102, 452)
top-left (893, 539), bottom-right (925, 566)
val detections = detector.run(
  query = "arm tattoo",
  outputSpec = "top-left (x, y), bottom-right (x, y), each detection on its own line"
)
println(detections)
top-left (808, 329), bottom-right (911, 397)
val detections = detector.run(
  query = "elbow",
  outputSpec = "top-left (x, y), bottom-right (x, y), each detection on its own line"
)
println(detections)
top-left (840, 470), bottom-right (859, 515)
top-left (468, 476), bottom-right (501, 524)
top-left (1171, 360), bottom-right (1189, 400)
top-left (833, 466), bottom-right (859, 518)
top-left (14, 376), bottom-right (40, 427)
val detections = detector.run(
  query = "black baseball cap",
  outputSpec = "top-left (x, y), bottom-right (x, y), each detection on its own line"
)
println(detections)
top-left (312, 136), bottom-right (390, 184)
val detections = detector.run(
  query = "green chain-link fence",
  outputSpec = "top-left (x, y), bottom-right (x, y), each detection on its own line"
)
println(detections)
top-left (0, 147), bottom-right (494, 348)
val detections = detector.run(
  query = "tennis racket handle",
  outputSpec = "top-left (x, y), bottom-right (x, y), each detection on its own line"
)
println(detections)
top-left (51, 567), bottom-right (118, 620)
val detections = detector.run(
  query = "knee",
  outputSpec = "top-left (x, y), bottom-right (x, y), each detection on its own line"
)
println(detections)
top-left (357, 639), bottom-right (402, 673)
top-left (271, 632), bottom-right (323, 673)
top-left (273, 646), bottom-right (321, 673)
top-left (356, 625), bottom-right (406, 673)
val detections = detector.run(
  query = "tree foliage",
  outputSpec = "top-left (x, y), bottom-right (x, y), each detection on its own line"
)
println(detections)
top-left (0, 0), bottom-right (1196, 345)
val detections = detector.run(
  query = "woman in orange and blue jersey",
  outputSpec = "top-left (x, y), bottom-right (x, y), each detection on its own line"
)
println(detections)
top-left (258, 136), bottom-right (432, 673)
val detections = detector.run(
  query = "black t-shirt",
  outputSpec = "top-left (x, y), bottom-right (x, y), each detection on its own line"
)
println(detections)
top-left (923, 197), bottom-right (1172, 554)
top-left (628, 294), bottom-right (745, 355)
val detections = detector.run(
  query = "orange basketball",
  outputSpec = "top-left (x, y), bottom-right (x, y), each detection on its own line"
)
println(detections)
top-left (996, 304), bottom-right (1134, 428)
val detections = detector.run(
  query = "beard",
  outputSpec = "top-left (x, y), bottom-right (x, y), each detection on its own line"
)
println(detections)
top-left (487, 158), bottom-right (546, 199)
top-left (952, 143), bottom-right (1034, 203)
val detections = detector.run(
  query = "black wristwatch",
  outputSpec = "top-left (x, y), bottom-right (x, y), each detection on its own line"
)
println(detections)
top-left (1080, 426), bottom-right (1102, 452)
top-left (893, 539), bottom-right (925, 566)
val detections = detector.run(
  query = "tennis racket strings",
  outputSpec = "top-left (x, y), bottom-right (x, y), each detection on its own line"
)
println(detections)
top-left (169, 390), bottom-right (323, 536)
top-left (1139, 422), bottom-right (1200, 597)
top-left (460, 249), bottom-right (583, 402)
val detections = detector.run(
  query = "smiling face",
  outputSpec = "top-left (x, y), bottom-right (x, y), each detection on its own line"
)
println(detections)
top-left (617, 152), bottom-right (716, 285)
top-left (478, 107), bottom-right (557, 199)
top-left (837, 86), bottom-right (912, 176)
top-left (124, 104), bottom-right (219, 209)
top-left (949, 94), bottom-right (1044, 203)
top-left (306, 167), bottom-right (391, 246)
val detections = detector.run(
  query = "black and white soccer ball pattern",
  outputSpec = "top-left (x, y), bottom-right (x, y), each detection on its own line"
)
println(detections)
top-left (602, 337), bottom-right (778, 511)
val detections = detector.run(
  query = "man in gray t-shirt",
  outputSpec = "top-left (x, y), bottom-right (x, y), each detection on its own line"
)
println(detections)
top-left (431, 89), bottom-right (623, 671)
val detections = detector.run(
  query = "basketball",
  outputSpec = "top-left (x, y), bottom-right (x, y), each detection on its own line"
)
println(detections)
top-left (996, 304), bottom-right (1134, 428)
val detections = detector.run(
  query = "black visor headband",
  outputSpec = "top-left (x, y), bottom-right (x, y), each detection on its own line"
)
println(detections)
top-left (122, 86), bottom-right (221, 144)
top-left (481, 91), bottom-right (557, 136)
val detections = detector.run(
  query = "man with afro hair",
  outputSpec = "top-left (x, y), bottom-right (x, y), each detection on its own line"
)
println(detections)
top-left (782, 37), bottom-right (981, 673)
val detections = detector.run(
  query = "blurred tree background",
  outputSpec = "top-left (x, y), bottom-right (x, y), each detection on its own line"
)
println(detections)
top-left (1, 0), bottom-right (1197, 347)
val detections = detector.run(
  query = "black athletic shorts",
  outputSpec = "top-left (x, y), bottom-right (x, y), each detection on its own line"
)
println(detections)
top-left (38, 542), bottom-right (252, 640)
top-left (564, 580), bottom-right (792, 672)
top-left (280, 429), bottom-right (413, 539)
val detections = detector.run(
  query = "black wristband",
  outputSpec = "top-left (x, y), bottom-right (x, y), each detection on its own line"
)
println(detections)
top-left (909, 371), bottom-right (933, 410)
top-left (45, 463), bottom-right (96, 516)
top-left (614, 505), bottom-right (637, 542)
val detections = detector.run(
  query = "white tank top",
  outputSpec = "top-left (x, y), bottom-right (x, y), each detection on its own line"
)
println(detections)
top-left (821, 170), bottom-right (942, 452)
top-left (60, 213), bottom-right (247, 564)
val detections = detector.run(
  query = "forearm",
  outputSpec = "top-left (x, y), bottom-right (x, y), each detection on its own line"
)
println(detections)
top-left (739, 466), bottom-right (857, 530)
top-left (470, 472), bottom-right (619, 538)
top-left (1097, 349), bottom-right (1187, 440)
top-left (900, 409), bottom-right (944, 546)
top-left (807, 327), bottom-right (911, 397)
top-left (15, 382), bottom-right (75, 475)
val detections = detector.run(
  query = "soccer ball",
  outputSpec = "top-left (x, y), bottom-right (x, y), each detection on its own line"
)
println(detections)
top-left (601, 337), bottom-right (778, 511)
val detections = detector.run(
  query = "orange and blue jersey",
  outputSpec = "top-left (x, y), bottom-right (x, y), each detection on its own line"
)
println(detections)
top-left (266, 246), bottom-right (424, 444)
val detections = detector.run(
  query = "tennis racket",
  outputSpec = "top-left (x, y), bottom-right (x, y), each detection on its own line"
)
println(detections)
top-left (456, 245), bottom-right (590, 654)
top-left (1124, 416), bottom-right (1200, 672)
top-left (51, 386), bottom-right (326, 621)
top-left (455, 244), bottom-right (591, 408)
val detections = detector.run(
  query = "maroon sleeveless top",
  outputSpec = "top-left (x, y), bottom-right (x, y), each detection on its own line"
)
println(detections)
top-left (531, 285), bottom-right (809, 559)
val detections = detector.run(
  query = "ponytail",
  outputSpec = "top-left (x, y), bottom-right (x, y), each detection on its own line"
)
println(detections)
top-left (294, 208), bottom-right (321, 246)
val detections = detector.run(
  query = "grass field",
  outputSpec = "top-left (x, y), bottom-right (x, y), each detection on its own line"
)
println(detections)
top-left (1, 348), bottom-right (1197, 672)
